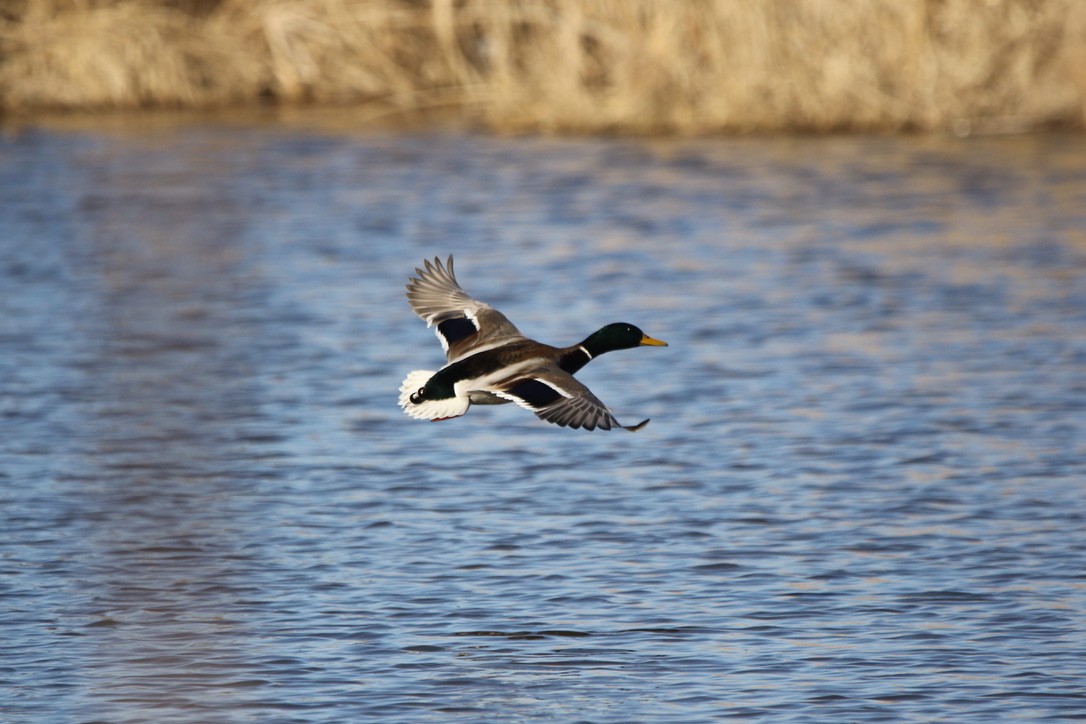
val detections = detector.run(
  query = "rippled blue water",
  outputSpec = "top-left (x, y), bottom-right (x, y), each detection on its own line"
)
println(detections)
top-left (2, 121), bottom-right (1085, 722)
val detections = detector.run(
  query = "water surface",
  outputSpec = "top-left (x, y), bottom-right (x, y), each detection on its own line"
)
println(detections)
top-left (2, 122), bottom-right (1085, 722)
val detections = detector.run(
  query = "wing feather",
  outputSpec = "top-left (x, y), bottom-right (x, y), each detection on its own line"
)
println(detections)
top-left (495, 367), bottom-right (647, 431)
top-left (405, 256), bottom-right (524, 363)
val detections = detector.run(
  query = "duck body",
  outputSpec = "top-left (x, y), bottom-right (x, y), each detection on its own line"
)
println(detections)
top-left (399, 256), bottom-right (666, 431)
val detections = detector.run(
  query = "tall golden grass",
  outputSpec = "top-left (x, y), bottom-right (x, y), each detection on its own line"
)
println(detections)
top-left (1, 0), bottom-right (1083, 133)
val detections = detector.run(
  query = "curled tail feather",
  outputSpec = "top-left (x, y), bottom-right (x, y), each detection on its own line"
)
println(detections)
top-left (398, 370), bottom-right (470, 421)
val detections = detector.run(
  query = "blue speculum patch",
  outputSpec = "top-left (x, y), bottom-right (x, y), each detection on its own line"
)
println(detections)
top-left (506, 379), bottom-right (562, 408)
top-left (437, 317), bottom-right (477, 347)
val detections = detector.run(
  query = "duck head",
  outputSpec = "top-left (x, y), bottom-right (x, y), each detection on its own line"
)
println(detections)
top-left (582, 323), bottom-right (668, 357)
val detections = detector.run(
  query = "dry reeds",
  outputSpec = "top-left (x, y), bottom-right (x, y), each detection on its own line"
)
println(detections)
top-left (1, 0), bottom-right (1083, 133)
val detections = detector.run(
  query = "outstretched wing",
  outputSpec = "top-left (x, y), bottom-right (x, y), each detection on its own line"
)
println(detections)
top-left (406, 256), bottom-right (525, 363)
top-left (494, 367), bottom-right (649, 432)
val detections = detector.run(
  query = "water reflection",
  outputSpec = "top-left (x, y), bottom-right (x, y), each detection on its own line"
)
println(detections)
top-left (62, 151), bottom-right (271, 717)
top-left (1, 123), bottom-right (1085, 721)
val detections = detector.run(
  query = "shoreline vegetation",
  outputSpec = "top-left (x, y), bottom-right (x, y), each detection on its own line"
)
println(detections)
top-left (1, 0), bottom-right (1084, 135)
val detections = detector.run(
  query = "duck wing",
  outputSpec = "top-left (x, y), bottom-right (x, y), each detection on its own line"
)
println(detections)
top-left (406, 256), bottom-right (525, 363)
top-left (493, 366), bottom-right (649, 432)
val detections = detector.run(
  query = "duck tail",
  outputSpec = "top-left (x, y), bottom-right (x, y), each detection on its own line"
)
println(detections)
top-left (398, 370), bottom-right (470, 421)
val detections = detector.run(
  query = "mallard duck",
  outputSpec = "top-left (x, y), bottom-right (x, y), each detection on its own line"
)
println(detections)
top-left (398, 256), bottom-right (667, 431)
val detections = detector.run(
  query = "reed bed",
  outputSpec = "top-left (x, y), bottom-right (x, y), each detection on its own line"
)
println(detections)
top-left (1, 0), bottom-right (1083, 133)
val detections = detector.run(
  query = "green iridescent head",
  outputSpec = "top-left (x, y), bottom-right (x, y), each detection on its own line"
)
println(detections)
top-left (582, 323), bottom-right (667, 357)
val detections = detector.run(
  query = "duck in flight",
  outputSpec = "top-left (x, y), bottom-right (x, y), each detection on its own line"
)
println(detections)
top-left (398, 256), bottom-right (667, 431)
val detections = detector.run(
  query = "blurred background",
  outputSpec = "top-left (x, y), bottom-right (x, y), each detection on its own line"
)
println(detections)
top-left (2, 0), bottom-right (1085, 133)
top-left (2, 2), bottom-right (1086, 723)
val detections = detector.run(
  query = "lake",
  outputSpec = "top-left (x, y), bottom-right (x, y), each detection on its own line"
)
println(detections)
top-left (2, 117), bottom-right (1085, 722)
